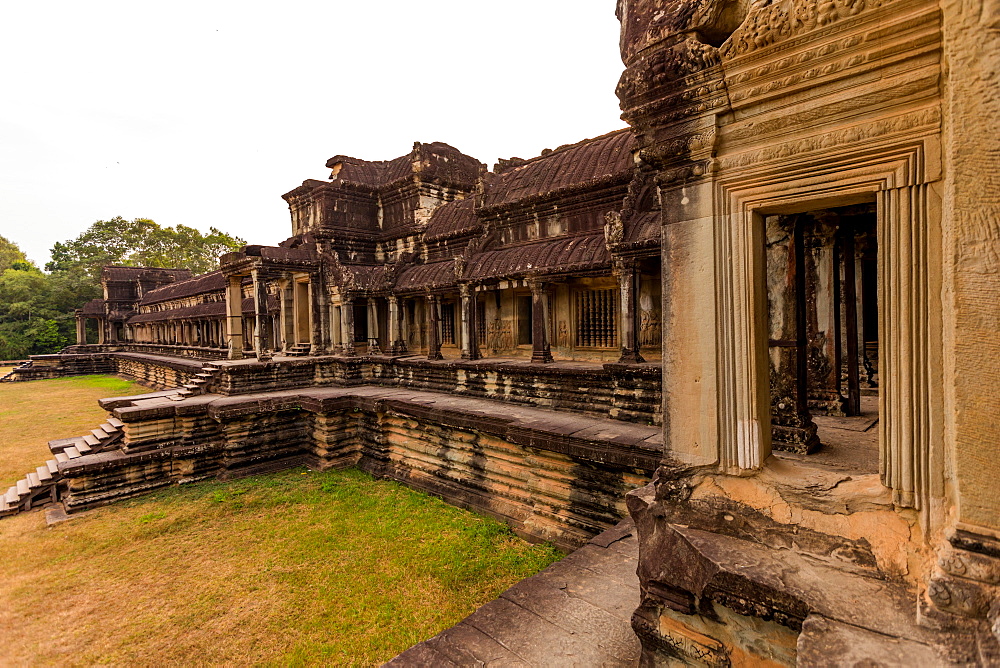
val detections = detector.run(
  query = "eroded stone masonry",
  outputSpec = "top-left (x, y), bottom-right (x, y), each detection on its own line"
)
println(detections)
top-left (4, 0), bottom-right (999, 664)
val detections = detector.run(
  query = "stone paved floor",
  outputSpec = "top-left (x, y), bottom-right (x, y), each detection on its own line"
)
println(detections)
top-left (385, 520), bottom-right (641, 668)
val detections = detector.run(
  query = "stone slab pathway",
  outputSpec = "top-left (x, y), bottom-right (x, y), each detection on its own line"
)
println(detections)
top-left (386, 520), bottom-right (641, 668)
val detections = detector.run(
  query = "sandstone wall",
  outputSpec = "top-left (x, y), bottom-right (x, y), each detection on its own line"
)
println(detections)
top-left (216, 357), bottom-right (662, 426)
top-left (59, 388), bottom-right (659, 551)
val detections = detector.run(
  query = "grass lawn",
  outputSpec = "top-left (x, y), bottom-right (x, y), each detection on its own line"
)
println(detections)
top-left (0, 375), bottom-right (152, 489)
top-left (0, 467), bottom-right (561, 665)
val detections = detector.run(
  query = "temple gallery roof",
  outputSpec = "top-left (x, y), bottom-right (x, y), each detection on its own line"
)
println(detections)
top-left (139, 270), bottom-right (228, 306)
top-left (424, 199), bottom-right (478, 242)
top-left (78, 298), bottom-right (106, 316)
top-left (127, 295), bottom-right (278, 322)
top-left (482, 130), bottom-right (636, 210)
top-left (465, 233), bottom-right (611, 281)
top-left (394, 233), bottom-right (612, 291)
top-left (282, 142), bottom-right (485, 200)
top-left (100, 266), bottom-right (192, 283)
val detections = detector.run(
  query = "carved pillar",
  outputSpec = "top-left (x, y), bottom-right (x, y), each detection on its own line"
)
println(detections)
top-left (804, 215), bottom-right (847, 415)
top-left (252, 270), bottom-right (270, 358)
top-left (614, 259), bottom-right (646, 364)
top-left (75, 315), bottom-right (86, 345)
top-left (426, 294), bottom-right (443, 360)
top-left (225, 275), bottom-right (245, 360)
top-left (841, 228), bottom-right (861, 416)
top-left (367, 297), bottom-right (381, 355)
top-left (340, 296), bottom-right (356, 357)
top-left (767, 215), bottom-right (819, 453)
top-left (331, 303), bottom-right (342, 354)
top-left (460, 285), bottom-right (480, 360)
top-left (529, 279), bottom-right (553, 364)
top-left (388, 296), bottom-right (406, 354)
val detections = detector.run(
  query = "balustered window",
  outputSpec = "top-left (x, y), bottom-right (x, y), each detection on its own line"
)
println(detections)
top-left (440, 302), bottom-right (456, 345)
top-left (575, 288), bottom-right (618, 348)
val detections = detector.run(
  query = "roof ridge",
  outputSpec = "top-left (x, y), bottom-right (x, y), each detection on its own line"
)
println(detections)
top-left (493, 127), bottom-right (632, 173)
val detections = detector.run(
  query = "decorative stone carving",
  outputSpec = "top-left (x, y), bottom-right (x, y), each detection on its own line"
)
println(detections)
top-left (604, 211), bottom-right (625, 246)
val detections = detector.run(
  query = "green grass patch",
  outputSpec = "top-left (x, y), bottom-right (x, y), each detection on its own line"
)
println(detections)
top-left (0, 467), bottom-right (561, 665)
top-left (0, 374), bottom-right (152, 488)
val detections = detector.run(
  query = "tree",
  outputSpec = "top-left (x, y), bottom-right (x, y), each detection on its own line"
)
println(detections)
top-left (46, 217), bottom-right (246, 278)
top-left (0, 262), bottom-right (70, 359)
top-left (0, 219), bottom-right (245, 358)
top-left (0, 235), bottom-right (34, 273)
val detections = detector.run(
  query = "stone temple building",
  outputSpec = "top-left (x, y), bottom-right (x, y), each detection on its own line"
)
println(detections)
top-left (3, 0), bottom-right (999, 664)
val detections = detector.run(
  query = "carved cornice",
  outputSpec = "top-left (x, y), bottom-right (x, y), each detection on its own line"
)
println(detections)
top-left (655, 158), bottom-right (717, 186)
top-left (718, 107), bottom-right (941, 171)
top-left (720, 0), bottom-right (902, 61)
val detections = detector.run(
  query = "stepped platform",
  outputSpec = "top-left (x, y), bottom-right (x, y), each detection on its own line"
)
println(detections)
top-left (59, 384), bottom-right (660, 550)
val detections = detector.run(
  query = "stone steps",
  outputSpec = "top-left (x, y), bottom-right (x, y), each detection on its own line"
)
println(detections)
top-left (1, 413), bottom-right (131, 518)
top-left (286, 343), bottom-right (311, 357)
top-left (166, 362), bottom-right (222, 402)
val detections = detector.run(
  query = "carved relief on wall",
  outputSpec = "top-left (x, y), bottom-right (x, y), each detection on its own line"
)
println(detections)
top-left (639, 309), bottom-right (662, 347)
top-left (486, 317), bottom-right (513, 355)
top-left (557, 320), bottom-right (569, 347)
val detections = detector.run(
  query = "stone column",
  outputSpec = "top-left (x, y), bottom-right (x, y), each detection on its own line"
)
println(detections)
top-left (252, 270), bottom-right (270, 358)
top-left (841, 229), bottom-right (861, 416)
top-left (367, 298), bottom-right (381, 354)
top-left (278, 277), bottom-right (294, 352)
top-left (316, 278), bottom-right (331, 354)
top-left (75, 315), bottom-right (86, 345)
top-left (426, 294), bottom-right (443, 360)
top-left (307, 278), bottom-right (323, 355)
top-left (767, 215), bottom-right (819, 453)
top-left (225, 275), bottom-right (245, 360)
top-left (614, 259), bottom-right (646, 364)
top-left (388, 296), bottom-right (406, 355)
top-left (331, 303), bottom-right (342, 354)
top-left (97, 318), bottom-right (106, 345)
top-left (529, 279), bottom-right (553, 364)
top-left (459, 284), bottom-right (480, 360)
top-left (341, 296), bottom-right (356, 356)
top-left (804, 216), bottom-right (846, 416)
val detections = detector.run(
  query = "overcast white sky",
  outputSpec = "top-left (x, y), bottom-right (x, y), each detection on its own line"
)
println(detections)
top-left (0, 1), bottom-right (626, 268)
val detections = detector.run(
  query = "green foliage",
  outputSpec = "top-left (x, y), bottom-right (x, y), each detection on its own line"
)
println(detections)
top-left (0, 219), bottom-right (243, 357)
top-left (46, 216), bottom-right (245, 278)
top-left (0, 264), bottom-right (71, 358)
top-left (0, 235), bottom-right (34, 273)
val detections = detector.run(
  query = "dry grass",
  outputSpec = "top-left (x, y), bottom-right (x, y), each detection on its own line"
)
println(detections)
top-left (0, 375), bottom-right (561, 664)
top-left (0, 375), bottom-right (152, 488)
top-left (0, 468), bottom-right (560, 665)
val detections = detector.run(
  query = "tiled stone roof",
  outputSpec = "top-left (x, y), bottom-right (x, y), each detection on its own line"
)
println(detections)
top-left (101, 266), bottom-right (192, 283)
top-left (139, 271), bottom-right (227, 305)
top-left (424, 199), bottom-right (479, 241)
top-left (465, 233), bottom-right (610, 281)
top-left (482, 130), bottom-right (635, 209)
